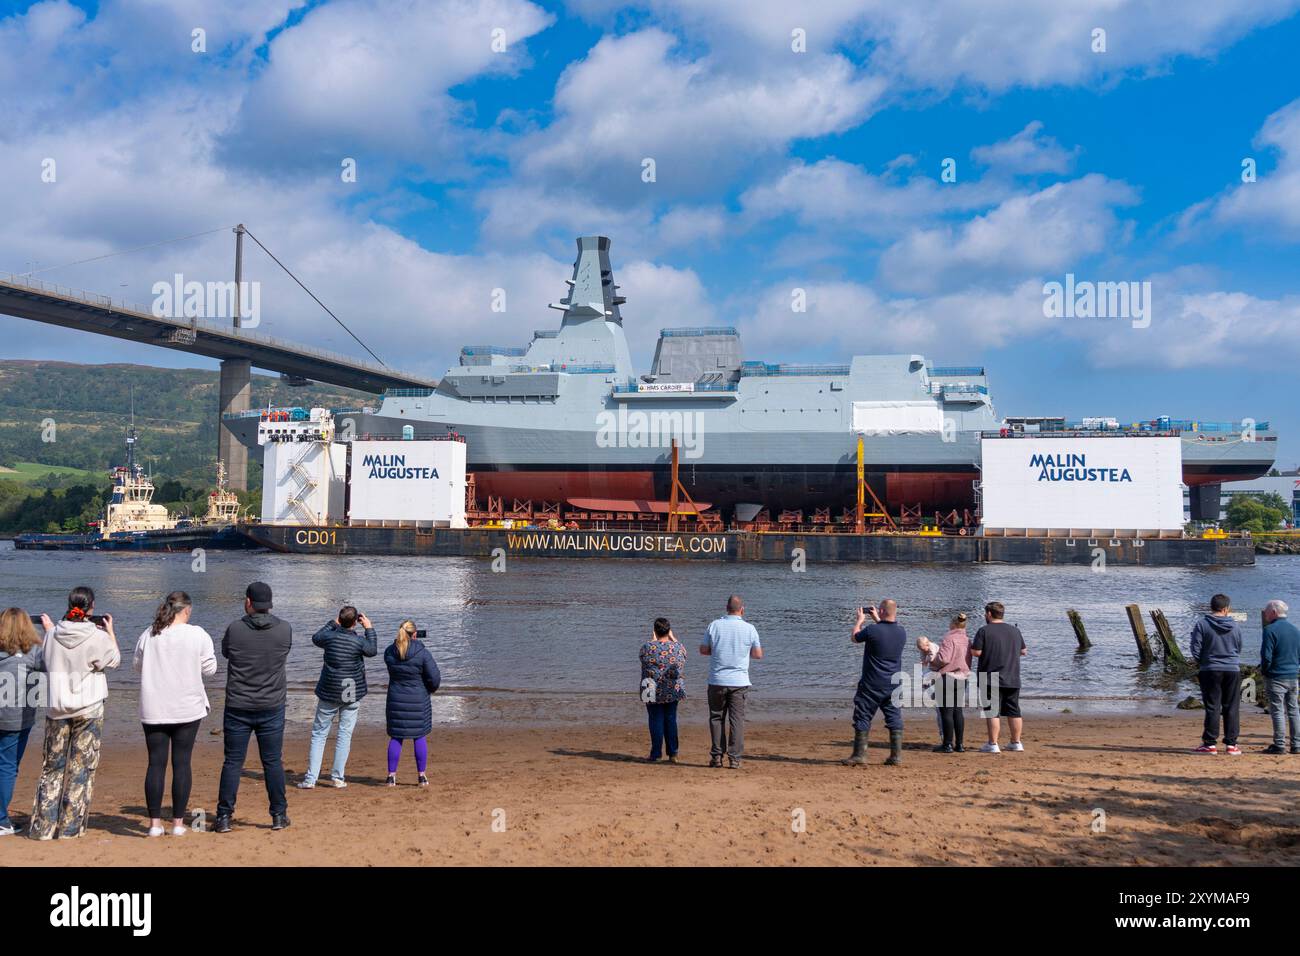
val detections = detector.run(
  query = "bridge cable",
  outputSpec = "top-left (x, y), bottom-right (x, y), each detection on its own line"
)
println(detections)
top-left (17, 226), bottom-right (233, 277)
top-left (240, 227), bottom-right (387, 368)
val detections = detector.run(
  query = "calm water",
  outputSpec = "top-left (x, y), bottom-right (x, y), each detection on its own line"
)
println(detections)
top-left (3, 542), bottom-right (1298, 726)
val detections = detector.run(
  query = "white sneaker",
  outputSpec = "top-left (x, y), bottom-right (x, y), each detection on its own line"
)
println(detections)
top-left (147, 825), bottom-right (165, 838)
top-left (980, 742), bottom-right (1001, 753)
top-left (0, 824), bottom-right (15, 836)
top-left (1006, 741), bottom-right (1025, 752)
top-left (170, 825), bottom-right (187, 837)
top-left (295, 780), bottom-right (316, 789)
top-left (329, 777), bottom-right (348, 789)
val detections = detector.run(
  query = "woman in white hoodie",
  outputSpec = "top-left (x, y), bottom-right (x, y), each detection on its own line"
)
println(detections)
top-left (133, 590), bottom-right (216, 837)
top-left (29, 585), bottom-right (121, 840)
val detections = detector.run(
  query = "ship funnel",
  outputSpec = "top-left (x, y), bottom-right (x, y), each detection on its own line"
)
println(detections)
top-left (548, 236), bottom-right (626, 324)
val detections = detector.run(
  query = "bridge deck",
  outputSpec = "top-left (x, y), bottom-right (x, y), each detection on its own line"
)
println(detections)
top-left (0, 274), bottom-right (437, 394)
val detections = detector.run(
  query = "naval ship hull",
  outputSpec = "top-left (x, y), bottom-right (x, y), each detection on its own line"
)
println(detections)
top-left (228, 408), bottom-right (1272, 515)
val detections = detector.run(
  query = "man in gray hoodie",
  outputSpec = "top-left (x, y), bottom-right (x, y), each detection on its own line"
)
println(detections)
top-left (215, 582), bottom-right (292, 833)
top-left (1190, 593), bottom-right (1244, 755)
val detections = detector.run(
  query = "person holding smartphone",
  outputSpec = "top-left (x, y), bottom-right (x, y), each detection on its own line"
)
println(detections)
top-left (383, 620), bottom-right (441, 787)
top-left (29, 586), bottom-right (121, 840)
top-left (298, 606), bottom-right (377, 789)
top-left (842, 599), bottom-right (906, 767)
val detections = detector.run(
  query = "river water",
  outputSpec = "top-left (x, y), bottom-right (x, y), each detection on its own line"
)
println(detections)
top-left (3, 542), bottom-right (1297, 727)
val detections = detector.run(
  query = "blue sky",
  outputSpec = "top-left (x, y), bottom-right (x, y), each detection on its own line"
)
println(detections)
top-left (0, 0), bottom-right (1297, 465)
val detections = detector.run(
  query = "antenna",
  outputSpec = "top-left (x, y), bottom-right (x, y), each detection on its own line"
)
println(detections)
top-left (125, 386), bottom-right (138, 475)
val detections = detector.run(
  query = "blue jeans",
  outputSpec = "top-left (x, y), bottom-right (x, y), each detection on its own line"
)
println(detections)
top-left (1266, 677), bottom-right (1300, 749)
top-left (302, 699), bottom-right (361, 785)
top-left (0, 727), bottom-right (33, 828)
top-left (217, 707), bottom-right (287, 819)
top-left (646, 702), bottom-right (679, 760)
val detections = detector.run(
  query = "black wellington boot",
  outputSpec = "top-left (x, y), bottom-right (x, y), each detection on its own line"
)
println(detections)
top-left (884, 729), bottom-right (904, 766)
top-left (841, 730), bottom-right (868, 766)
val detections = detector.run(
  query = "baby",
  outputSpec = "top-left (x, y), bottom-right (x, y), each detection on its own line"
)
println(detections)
top-left (916, 635), bottom-right (939, 668)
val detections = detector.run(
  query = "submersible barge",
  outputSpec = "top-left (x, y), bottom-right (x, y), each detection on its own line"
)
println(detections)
top-left (242, 525), bottom-right (1254, 567)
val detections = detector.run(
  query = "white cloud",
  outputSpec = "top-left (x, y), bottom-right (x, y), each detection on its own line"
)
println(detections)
top-left (971, 121), bottom-right (1079, 175)
top-left (743, 278), bottom-right (1051, 358)
top-left (1079, 286), bottom-right (1300, 368)
top-left (577, 0), bottom-right (1300, 91)
top-left (514, 28), bottom-right (886, 199)
top-left (222, 0), bottom-right (553, 174)
top-left (1193, 97), bottom-right (1300, 238)
top-left (740, 158), bottom-right (1005, 239)
top-left (879, 175), bottom-right (1138, 293)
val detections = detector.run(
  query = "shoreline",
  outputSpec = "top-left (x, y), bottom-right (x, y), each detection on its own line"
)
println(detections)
top-left (2, 710), bottom-right (1297, 866)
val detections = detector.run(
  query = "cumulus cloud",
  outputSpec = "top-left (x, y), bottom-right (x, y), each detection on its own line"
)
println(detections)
top-left (971, 121), bottom-right (1079, 175)
top-left (220, 0), bottom-right (553, 176)
top-left (585, 0), bottom-right (1300, 91)
top-left (1078, 285), bottom-right (1300, 368)
top-left (1183, 96), bottom-right (1300, 239)
top-left (879, 175), bottom-right (1139, 294)
top-left (739, 158), bottom-right (1006, 239)
top-left (513, 28), bottom-right (886, 200)
top-left (742, 278), bottom-right (1051, 359)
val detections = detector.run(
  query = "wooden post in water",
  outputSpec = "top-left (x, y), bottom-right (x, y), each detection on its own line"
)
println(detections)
top-left (1067, 609), bottom-right (1091, 651)
top-left (1149, 609), bottom-right (1190, 667)
top-left (1125, 604), bottom-right (1155, 665)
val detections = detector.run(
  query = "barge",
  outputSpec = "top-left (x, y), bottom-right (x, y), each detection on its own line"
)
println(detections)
top-left (243, 524), bottom-right (1254, 567)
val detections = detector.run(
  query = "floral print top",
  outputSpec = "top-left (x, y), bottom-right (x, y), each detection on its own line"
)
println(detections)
top-left (639, 639), bottom-right (687, 704)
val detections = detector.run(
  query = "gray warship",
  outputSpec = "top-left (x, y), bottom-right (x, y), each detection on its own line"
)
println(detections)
top-left (227, 236), bottom-right (1275, 520)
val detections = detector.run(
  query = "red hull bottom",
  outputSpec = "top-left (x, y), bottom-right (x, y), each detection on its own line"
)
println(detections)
top-left (472, 469), bottom-right (980, 513)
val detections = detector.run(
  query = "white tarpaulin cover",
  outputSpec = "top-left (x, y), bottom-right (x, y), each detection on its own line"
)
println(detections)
top-left (852, 401), bottom-right (944, 435)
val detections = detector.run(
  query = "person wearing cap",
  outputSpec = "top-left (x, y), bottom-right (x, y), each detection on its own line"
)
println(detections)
top-left (215, 582), bottom-right (293, 833)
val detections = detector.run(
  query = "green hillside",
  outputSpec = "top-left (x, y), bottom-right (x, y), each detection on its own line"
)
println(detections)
top-left (0, 360), bottom-right (371, 533)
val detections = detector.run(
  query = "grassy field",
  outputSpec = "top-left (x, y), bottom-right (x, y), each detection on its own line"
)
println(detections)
top-left (0, 461), bottom-right (102, 483)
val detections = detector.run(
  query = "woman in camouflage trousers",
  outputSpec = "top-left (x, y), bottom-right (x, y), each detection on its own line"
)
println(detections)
top-left (29, 587), bottom-right (120, 840)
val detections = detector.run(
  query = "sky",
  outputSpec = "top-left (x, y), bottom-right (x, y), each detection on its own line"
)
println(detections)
top-left (0, 0), bottom-right (1297, 465)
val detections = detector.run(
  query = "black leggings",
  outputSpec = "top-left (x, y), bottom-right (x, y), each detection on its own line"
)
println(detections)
top-left (936, 675), bottom-right (966, 748)
top-left (143, 720), bottom-right (202, 820)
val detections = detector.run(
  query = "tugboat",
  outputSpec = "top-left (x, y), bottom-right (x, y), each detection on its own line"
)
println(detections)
top-left (13, 426), bottom-right (259, 552)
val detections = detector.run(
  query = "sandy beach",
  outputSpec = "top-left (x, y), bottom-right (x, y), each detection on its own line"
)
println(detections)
top-left (2, 707), bottom-right (1297, 867)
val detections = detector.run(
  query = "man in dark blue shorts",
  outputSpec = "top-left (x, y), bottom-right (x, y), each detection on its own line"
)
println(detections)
top-left (971, 601), bottom-right (1028, 753)
top-left (843, 599), bottom-right (906, 767)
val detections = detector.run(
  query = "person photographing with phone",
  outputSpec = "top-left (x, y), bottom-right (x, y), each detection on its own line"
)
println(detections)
top-left (383, 620), bottom-right (441, 787)
top-left (298, 605), bottom-right (378, 789)
top-left (842, 599), bottom-right (906, 767)
top-left (30, 585), bottom-right (121, 840)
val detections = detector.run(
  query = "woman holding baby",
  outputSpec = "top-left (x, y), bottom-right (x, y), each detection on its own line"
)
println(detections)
top-left (929, 612), bottom-right (973, 753)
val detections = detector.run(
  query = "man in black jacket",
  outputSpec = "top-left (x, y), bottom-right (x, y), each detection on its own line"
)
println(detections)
top-left (215, 582), bottom-right (293, 833)
top-left (297, 606), bottom-right (377, 789)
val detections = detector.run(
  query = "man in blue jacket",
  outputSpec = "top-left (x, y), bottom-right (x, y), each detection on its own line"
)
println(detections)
top-left (1260, 599), bottom-right (1300, 755)
top-left (298, 606), bottom-right (377, 789)
top-left (1190, 593), bottom-right (1244, 755)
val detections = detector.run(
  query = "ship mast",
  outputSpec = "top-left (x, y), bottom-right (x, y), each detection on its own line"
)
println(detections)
top-left (125, 386), bottom-right (138, 477)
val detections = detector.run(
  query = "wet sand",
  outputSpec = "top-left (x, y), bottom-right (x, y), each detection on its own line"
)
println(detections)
top-left (2, 707), bottom-right (1298, 866)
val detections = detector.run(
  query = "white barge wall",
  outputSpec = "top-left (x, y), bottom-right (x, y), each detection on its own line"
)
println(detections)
top-left (348, 440), bottom-right (467, 527)
top-left (261, 441), bottom-right (346, 526)
top-left (980, 435), bottom-right (1184, 531)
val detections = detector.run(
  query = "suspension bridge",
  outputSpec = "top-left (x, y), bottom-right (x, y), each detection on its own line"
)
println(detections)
top-left (0, 225), bottom-right (438, 489)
